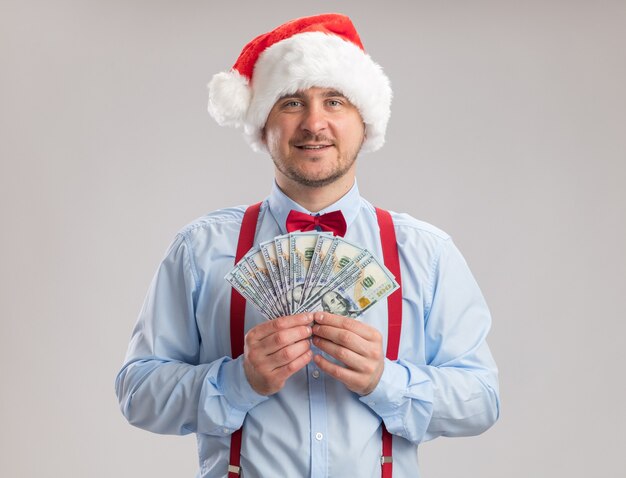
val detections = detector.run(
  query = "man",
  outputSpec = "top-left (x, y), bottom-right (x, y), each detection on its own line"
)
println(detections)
top-left (116, 13), bottom-right (500, 478)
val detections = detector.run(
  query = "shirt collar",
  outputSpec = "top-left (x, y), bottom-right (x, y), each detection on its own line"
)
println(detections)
top-left (267, 180), bottom-right (362, 235)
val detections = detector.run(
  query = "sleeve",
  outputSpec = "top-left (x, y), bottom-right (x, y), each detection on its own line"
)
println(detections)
top-left (360, 238), bottom-right (500, 444)
top-left (115, 234), bottom-right (268, 436)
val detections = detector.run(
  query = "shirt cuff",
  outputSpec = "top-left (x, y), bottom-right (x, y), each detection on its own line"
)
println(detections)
top-left (359, 359), bottom-right (432, 417)
top-left (219, 356), bottom-right (269, 412)
top-left (359, 359), bottom-right (407, 413)
top-left (359, 359), bottom-right (434, 443)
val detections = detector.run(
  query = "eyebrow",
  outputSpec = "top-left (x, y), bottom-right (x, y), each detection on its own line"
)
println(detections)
top-left (322, 90), bottom-right (346, 98)
top-left (277, 90), bottom-right (347, 101)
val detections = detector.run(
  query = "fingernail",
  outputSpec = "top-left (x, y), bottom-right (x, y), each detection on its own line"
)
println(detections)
top-left (315, 313), bottom-right (324, 322)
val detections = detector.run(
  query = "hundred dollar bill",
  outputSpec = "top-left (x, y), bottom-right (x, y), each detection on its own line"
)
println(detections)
top-left (296, 255), bottom-right (364, 313)
top-left (225, 269), bottom-right (272, 319)
top-left (298, 234), bottom-right (336, 306)
top-left (308, 236), bottom-right (371, 294)
top-left (259, 239), bottom-right (289, 315)
top-left (299, 253), bottom-right (399, 317)
top-left (234, 259), bottom-right (283, 318)
top-left (274, 235), bottom-right (292, 312)
top-left (244, 249), bottom-right (285, 316)
top-left (225, 231), bottom-right (399, 321)
top-left (289, 232), bottom-right (328, 313)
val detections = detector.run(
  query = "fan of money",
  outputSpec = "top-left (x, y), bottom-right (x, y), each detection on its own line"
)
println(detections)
top-left (225, 232), bottom-right (400, 320)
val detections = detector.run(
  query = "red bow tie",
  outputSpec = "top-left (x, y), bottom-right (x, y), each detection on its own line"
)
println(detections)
top-left (285, 209), bottom-right (347, 237)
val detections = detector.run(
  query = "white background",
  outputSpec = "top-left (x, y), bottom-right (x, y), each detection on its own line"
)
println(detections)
top-left (1, 1), bottom-right (625, 476)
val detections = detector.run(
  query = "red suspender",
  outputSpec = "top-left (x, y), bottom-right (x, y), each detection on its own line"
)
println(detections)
top-left (228, 203), bottom-right (402, 478)
top-left (375, 208), bottom-right (403, 360)
top-left (230, 202), bottom-right (262, 359)
top-left (376, 207), bottom-right (403, 478)
top-left (228, 202), bottom-right (262, 477)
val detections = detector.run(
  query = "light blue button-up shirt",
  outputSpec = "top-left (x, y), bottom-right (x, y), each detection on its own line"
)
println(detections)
top-left (116, 181), bottom-right (500, 478)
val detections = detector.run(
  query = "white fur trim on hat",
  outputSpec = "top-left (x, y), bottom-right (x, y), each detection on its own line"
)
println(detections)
top-left (207, 70), bottom-right (250, 128)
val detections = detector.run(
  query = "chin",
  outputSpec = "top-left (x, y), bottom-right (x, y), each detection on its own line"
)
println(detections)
top-left (294, 172), bottom-right (347, 188)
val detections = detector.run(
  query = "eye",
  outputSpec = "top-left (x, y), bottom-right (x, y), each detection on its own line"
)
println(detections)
top-left (327, 99), bottom-right (342, 107)
top-left (282, 100), bottom-right (303, 108)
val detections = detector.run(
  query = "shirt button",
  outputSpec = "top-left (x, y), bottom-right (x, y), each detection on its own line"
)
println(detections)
top-left (222, 428), bottom-right (230, 434)
top-left (312, 369), bottom-right (320, 379)
top-left (315, 432), bottom-right (323, 441)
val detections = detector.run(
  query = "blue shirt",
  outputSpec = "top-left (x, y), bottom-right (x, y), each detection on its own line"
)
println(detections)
top-left (115, 181), bottom-right (500, 478)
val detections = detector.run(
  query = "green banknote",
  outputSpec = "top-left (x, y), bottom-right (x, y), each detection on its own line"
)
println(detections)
top-left (226, 231), bottom-right (399, 320)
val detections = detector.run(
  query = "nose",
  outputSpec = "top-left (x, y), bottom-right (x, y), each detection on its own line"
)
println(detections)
top-left (300, 103), bottom-right (328, 135)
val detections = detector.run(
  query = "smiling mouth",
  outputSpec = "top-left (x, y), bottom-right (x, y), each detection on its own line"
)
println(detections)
top-left (295, 144), bottom-right (333, 150)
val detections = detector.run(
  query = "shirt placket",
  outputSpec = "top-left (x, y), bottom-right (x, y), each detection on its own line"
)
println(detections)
top-left (308, 344), bottom-right (328, 478)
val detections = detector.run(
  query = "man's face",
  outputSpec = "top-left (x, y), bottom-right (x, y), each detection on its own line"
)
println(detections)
top-left (321, 291), bottom-right (350, 316)
top-left (262, 87), bottom-right (366, 188)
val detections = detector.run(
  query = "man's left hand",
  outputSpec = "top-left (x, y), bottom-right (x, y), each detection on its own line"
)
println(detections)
top-left (311, 311), bottom-right (384, 396)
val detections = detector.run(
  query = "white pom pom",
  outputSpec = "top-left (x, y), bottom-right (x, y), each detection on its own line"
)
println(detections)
top-left (207, 70), bottom-right (251, 127)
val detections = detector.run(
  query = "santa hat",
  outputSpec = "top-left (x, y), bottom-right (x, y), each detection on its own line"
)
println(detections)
top-left (207, 13), bottom-right (392, 153)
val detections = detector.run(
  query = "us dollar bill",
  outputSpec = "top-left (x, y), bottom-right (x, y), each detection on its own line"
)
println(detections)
top-left (226, 231), bottom-right (400, 320)
top-left (259, 239), bottom-right (289, 315)
top-left (274, 235), bottom-right (291, 312)
top-left (298, 253), bottom-right (399, 317)
top-left (309, 236), bottom-right (370, 293)
top-left (225, 269), bottom-right (272, 319)
top-left (234, 259), bottom-right (283, 318)
top-left (296, 255), bottom-right (364, 313)
top-left (289, 232), bottom-right (329, 313)
top-left (244, 249), bottom-right (285, 316)
top-left (298, 234), bottom-right (336, 307)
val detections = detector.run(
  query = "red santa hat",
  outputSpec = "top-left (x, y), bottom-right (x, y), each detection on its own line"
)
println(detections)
top-left (207, 13), bottom-right (392, 153)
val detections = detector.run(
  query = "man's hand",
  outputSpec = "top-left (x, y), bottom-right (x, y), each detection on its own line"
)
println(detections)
top-left (243, 313), bottom-right (313, 396)
top-left (311, 312), bottom-right (384, 396)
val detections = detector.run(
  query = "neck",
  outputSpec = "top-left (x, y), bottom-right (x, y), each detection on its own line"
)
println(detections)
top-left (275, 174), bottom-right (355, 213)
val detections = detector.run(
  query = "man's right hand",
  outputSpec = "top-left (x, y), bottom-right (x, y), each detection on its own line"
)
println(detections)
top-left (243, 313), bottom-right (313, 396)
